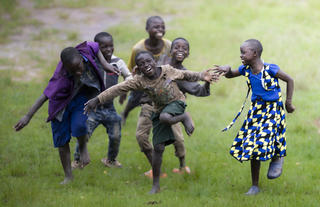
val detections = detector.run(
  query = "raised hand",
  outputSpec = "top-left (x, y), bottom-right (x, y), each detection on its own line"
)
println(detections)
top-left (203, 68), bottom-right (220, 83)
top-left (212, 65), bottom-right (231, 76)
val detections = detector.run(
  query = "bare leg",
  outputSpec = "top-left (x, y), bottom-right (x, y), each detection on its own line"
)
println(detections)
top-left (159, 112), bottom-right (194, 136)
top-left (245, 159), bottom-right (261, 195)
top-left (76, 135), bottom-right (90, 168)
top-left (58, 143), bottom-right (73, 184)
top-left (179, 156), bottom-right (186, 168)
top-left (149, 143), bottom-right (165, 194)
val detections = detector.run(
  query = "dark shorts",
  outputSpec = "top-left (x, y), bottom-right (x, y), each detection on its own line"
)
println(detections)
top-left (151, 100), bottom-right (186, 146)
top-left (51, 94), bottom-right (88, 148)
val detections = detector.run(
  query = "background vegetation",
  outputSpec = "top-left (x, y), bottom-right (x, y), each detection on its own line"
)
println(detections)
top-left (1, 0), bottom-right (320, 206)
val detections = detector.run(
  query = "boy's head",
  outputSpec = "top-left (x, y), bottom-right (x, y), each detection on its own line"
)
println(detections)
top-left (146, 16), bottom-right (165, 39)
top-left (94, 32), bottom-right (114, 61)
top-left (135, 51), bottom-right (156, 77)
top-left (240, 39), bottom-right (263, 65)
top-left (60, 47), bottom-right (84, 77)
top-left (170, 37), bottom-right (190, 62)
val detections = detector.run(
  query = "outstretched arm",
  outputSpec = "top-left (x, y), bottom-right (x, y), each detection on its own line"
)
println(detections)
top-left (85, 78), bottom-right (141, 113)
top-left (177, 80), bottom-right (210, 97)
top-left (97, 50), bottom-right (120, 75)
top-left (275, 69), bottom-right (295, 113)
top-left (14, 94), bottom-right (48, 131)
top-left (213, 65), bottom-right (241, 78)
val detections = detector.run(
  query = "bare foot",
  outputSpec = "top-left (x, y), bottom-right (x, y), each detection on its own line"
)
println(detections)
top-left (149, 185), bottom-right (160, 194)
top-left (80, 150), bottom-right (90, 169)
top-left (60, 176), bottom-right (73, 185)
top-left (245, 185), bottom-right (260, 195)
top-left (181, 112), bottom-right (194, 136)
top-left (79, 160), bottom-right (90, 169)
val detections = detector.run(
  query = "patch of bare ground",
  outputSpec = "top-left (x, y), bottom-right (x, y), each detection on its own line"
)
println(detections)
top-left (0, 0), bottom-right (175, 82)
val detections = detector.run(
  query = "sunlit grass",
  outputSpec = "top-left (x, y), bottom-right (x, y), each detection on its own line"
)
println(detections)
top-left (1, 0), bottom-right (320, 206)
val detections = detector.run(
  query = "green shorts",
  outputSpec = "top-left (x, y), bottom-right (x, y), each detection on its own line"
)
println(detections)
top-left (151, 100), bottom-right (186, 146)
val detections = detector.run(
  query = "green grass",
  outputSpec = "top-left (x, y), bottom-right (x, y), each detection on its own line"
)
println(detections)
top-left (1, 0), bottom-right (320, 206)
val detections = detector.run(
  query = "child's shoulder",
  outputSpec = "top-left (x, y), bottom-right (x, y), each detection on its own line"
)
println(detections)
top-left (132, 39), bottom-right (146, 50)
top-left (111, 55), bottom-right (122, 63)
top-left (162, 38), bottom-right (172, 46)
top-left (161, 64), bottom-right (175, 71)
top-left (264, 62), bottom-right (280, 76)
top-left (264, 62), bottom-right (280, 70)
top-left (238, 64), bottom-right (250, 75)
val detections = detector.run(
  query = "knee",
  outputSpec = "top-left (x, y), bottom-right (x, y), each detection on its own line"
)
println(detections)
top-left (136, 135), bottom-right (152, 152)
top-left (110, 122), bottom-right (121, 140)
top-left (154, 143), bottom-right (165, 153)
top-left (73, 122), bottom-right (87, 135)
top-left (159, 113), bottom-right (171, 123)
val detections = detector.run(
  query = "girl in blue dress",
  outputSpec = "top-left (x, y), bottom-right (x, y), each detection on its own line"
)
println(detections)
top-left (214, 39), bottom-right (295, 195)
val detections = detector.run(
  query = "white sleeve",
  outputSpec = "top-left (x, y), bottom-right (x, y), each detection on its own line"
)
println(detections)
top-left (118, 59), bottom-right (132, 80)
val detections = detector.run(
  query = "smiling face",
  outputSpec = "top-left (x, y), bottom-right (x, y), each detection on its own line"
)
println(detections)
top-left (146, 17), bottom-right (165, 40)
top-left (136, 52), bottom-right (156, 78)
top-left (171, 39), bottom-right (189, 62)
top-left (98, 36), bottom-right (114, 62)
top-left (240, 42), bottom-right (256, 65)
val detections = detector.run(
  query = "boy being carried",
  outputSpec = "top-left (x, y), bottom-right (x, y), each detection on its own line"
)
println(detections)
top-left (14, 41), bottom-right (117, 184)
top-left (72, 32), bottom-right (132, 169)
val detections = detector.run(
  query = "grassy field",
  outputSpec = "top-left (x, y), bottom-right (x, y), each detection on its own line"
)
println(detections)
top-left (1, 0), bottom-right (320, 206)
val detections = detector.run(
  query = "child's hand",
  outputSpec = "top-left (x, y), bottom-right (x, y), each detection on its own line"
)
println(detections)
top-left (84, 97), bottom-right (100, 114)
top-left (132, 66), bottom-right (139, 76)
top-left (285, 99), bottom-right (295, 113)
top-left (14, 115), bottom-right (31, 131)
top-left (203, 69), bottom-right (220, 83)
top-left (111, 66), bottom-right (121, 76)
top-left (119, 93), bottom-right (127, 105)
top-left (212, 65), bottom-right (231, 76)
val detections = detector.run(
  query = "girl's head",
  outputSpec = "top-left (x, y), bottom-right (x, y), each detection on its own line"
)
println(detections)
top-left (60, 47), bottom-right (84, 77)
top-left (170, 37), bottom-right (190, 62)
top-left (240, 39), bottom-right (263, 65)
top-left (146, 16), bottom-right (165, 40)
top-left (94, 32), bottom-right (114, 61)
top-left (135, 51), bottom-right (156, 78)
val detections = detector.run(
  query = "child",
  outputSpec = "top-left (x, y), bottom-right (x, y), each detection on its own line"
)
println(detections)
top-left (147, 37), bottom-right (211, 174)
top-left (121, 15), bottom-right (171, 124)
top-left (120, 16), bottom-right (189, 178)
top-left (72, 32), bottom-right (132, 169)
top-left (14, 41), bottom-right (117, 184)
top-left (214, 39), bottom-right (295, 195)
top-left (84, 51), bottom-right (218, 194)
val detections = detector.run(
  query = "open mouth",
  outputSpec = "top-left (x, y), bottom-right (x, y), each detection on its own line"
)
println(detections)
top-left (145, 65), bottom-right (152, 73)
top-left (155, 32), bottom-right (163, 38)
top-left (176, 52), bottom-right (185, 59)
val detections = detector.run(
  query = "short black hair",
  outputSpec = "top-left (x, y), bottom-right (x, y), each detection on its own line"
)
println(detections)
top-left (94, 32), bottom-right (113, 43)
top-left (146, 16), bottom-right (164, 30)
top-left (171, 37), bottom-right (190, 51)
top-left (244, 39), bottom-right (263, 57)
top-left (60, 47), bottom-right (80, 65)
top-left (135, 51), bottom-right (154, 65)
